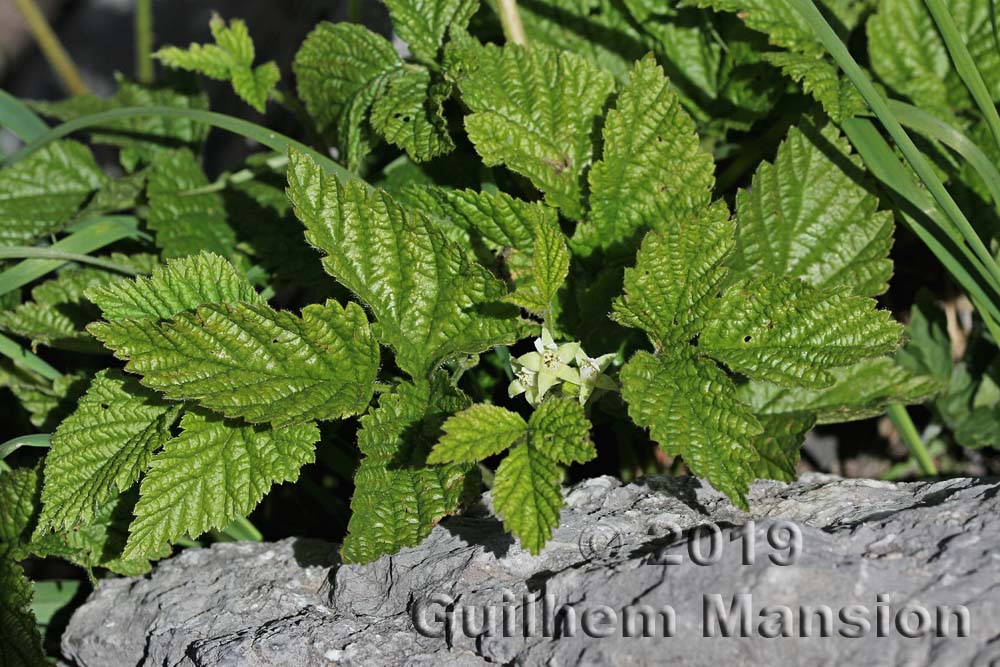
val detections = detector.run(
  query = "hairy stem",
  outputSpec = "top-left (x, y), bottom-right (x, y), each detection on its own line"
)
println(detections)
top-left (497, 0), bottom-right (529, 46)
top-left (135, 0), bottom-right (154, 84)
top-left (12, 0), bottom-right (89, 95)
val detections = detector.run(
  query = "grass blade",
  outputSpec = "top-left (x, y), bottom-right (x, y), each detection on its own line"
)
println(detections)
top-left (0, 89), bottom-right (48, 144)
top-left (0, 332), bottom-right (60, 381)
top-left (0, 248), bottom-right (142, 275)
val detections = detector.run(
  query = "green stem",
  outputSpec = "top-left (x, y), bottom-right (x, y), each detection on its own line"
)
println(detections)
top-left (788, 0), bottom-right (1000, 296)
top-left (135, 0), bottom-right (154, 84)
top-left (0, 434), bottom-right (52, 461)
top-left (0, 216), bottom-right (144, 298)
top-left (886, 404), bottom-right (937, 476)
top-left (1, 107), bottom-right (353, 184)
top-left (0, 332), bottom-right (60, 381)
top-left (181, 154), bottom-right (289, 197)
top-left (0, 247), bottom-right (142, 275)
top-left (12, 0), bottom-right (89, 96)
top-left (497, 0), bottom-right (529, 46)
top-left (922, 0), bottom-right (1000, 154)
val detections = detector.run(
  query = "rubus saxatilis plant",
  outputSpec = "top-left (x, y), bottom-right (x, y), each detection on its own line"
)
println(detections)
top-left (13, 0), bottom-right (1000, 660)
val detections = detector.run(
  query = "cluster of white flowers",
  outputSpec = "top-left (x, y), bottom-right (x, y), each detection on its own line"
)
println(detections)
top-left (508, 327), bottom-right (617, 406)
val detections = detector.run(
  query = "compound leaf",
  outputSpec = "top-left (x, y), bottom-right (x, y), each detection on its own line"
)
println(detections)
top-left (87, 251), bottom-right (261, 322)
top-left (505, 214), bottom-right (571, 317)
top-left (457, 43), bottom-right (615, 219)
top-left (750, 412), bottom-right (814, 482)
top-left (429, 404), bottom-right (528, 463)
top-left (342, 375), bottom-right (475, 563)
top-left (384, 0), bottom-right (478, 65)
top-left (35, 370), bottom-right (176, 535)
top-left (574, 54), bottom-right (714, 256)
top-left (730, 124), bottom-right (894, 297)
top-left (90, 300), bottom-right (379, 426)
top-left (287, 149), bottom-right (525, 380)
top-left (370, 66), bottom-right (454, 162)
top-left (156, 14), bottom-right (279, 112)
top-left (700, 275), bottom-right (902, 388)
top-left (528, 397), bottom-right (595, 465)
top-left (621, 349), bottom-right (762, 508)
top-left (492, 440), bottom-right (563, 555)
top-left (612, 202), bottom-right (734, 347)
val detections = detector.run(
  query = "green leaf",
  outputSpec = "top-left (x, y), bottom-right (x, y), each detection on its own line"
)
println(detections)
top-left (612, 202), bottom-right (734, 347)
top-left (528, 397), bottom-right (595, 465)
top-left (35, 370), bottom-right (176, 535)
top-left (146, 149), bottom-right (238, 260)
top-left (621, 349), bottom-right (762, 508)
top-left (0, 549), bottom-right (48, 667)
top-left (156, 14), bottom-right (279, 112)
top-left (0, 140), bottom-right (105, 245)
top-left (954, 406), bottom-right (1000, 449)
top-left (90, 300), bottom-right (379, 426)
top-left (456, 43), bottom-right (615, 219)
top-left (33, 75), bottom-right (210, 171)
top-left (750, 412), bottom-right (814, 481)
top-left (573, 54), bottom-right (715, 256)
top-left (514, 0), bottom-right (647, 80)
top-left (0, 466), bottom-right (40, 545)
top-left (897, 289), bottom-right (953, 382)
top-left (87, 251), bottom-right (261, 322)
top-left (287, 149), bottom-right (525, 380)
top-left (492, 439), bottom-right (563, 555)
top-left (124, 410), bottom-right (318, 560)
top-left (370, 66), bottom-right (454, 162)
top-left (293, 22), bottom-right (401, 171)
top-left (342, 375), bottom-right (475, 563)
top-left (763, 52), bottom-right (866, 122)
top-left (700, 275), bottom-right (902, 388)
top-left (739, 356), bottom-right (944, 424)
top-left (730, 124), bottom-right (894, 297)
top-left (429, 404), bottom-right (528, 463)
top-left (7, 373), bottom-right (85, 431)
top-left (868, 0), bottom-right (1000, 114)
top-left (505, 214), bottom-right (571, 317)
top-left (384, 0), bottom-right (478, 65)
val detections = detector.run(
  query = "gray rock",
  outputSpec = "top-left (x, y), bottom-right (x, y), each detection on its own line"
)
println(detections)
top-left (61, 474), bottom-right (1000, 666)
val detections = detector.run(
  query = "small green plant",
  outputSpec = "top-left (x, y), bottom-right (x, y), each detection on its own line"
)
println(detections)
top-left (2, 0), bottom-right (999, 661)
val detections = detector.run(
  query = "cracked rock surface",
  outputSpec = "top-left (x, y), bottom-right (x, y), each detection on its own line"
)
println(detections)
top-left (61, 474), bottom-right (1000, 666)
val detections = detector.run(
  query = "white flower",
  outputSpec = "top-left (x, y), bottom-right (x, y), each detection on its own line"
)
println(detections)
top-left (574, 350), bottom-right (617, 404)
top-left (508, 327), bottom-right (580, 405)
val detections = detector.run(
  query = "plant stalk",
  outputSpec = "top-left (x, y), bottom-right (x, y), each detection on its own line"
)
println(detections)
top-left (0, 332), bottom-right (60, 381)
top-left (497, 0), bottom-right (529, 46)
top-left (887, 404), bottom-right (937, 476)
top-left (12, 0), bottom-right (89, 96)
top-left (135, 0), bottom-right (154, 84)
top-left (0, 247), bottom-right (142, 275)
top-left (0, 434), bottom-right (51, 462)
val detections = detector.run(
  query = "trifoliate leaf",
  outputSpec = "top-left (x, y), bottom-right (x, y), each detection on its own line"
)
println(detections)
top-left (156, 14), bottom-right (279, 112)
top-left (505, 214), bottom-right (571, 317)
top-left (33, 75), bottom-right (210, 171)
top-left (294, 22), bottom-right (401, 171)
top-left (457, 43), bottom-right (615, 219)
top-left (612, 202), bottom-right (734, 347)
top-left (429, 404), bottom-right (528, 463)
top-left (750, 412), bottom-right (814, 481)
top-left (492, 440), bottom-right (563, 555)
top-left (124, 410), bottom-right (318, 560)
top-left (35, 370), bottom-right (176, 535)
top-left (528, 397), bottom-right (595, 465)
top-left (0, 466), bottom-right (40, 545)
top-left (87, 251), bottom-right (262, 322)
top-left (146, 149), bottom-right (238, 260)
top-left (0, 140), bottom-right (105, 245)
top-left (384, 0), bottom-right (478, 65)
top-left (514, 0), bottom-right (646, 80)
top-left (342, 375), bottom-right (475, 563)
top-left (0, 549), bottom-right (48, 667)
top-left (868, 0), bottom-right (999, 114)
top-left (621, 349), bottom-right (762, 508)
top-left (90, 300), bottom-right (379, 426)
top-left (573, 54), bottom-right (715, 256)
top-left (700, 275), bottom-right (902, 388)
top-left (287, 149), bottom-right (525, 380)
top-left (370, 66), bottom-right (454, 162)
top-left (730, 124), bottom-right (894, 297)
top-left (739, 356), bottom-right (943, 424)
